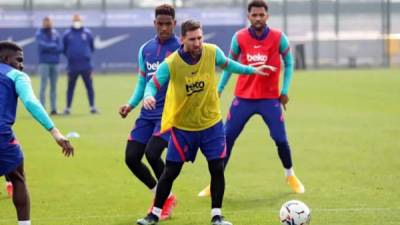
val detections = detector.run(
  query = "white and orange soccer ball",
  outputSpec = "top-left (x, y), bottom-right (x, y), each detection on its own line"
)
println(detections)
top-left (279, 200), bottom-right (311, 225)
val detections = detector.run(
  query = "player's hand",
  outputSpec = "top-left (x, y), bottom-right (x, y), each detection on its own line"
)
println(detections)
top-left (119, 104), bottom-right (133, 118)
top-left (280, 94), bottom-right (289, 111)
top-left (51, 128), bottom-right (74, 157)
top-left (143, 96), bottom-right (156, 110)
top-left (253, 64), bottom-right (277, 76)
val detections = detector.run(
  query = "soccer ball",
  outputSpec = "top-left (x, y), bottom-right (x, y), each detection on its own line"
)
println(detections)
top-left (279, 200), bottom-right (311, 225)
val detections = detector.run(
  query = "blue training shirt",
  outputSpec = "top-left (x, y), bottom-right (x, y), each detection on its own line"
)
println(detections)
top-left (0, 63), bottom-right (54, 139)
top-left (127, 35), bottom-right (180, 120)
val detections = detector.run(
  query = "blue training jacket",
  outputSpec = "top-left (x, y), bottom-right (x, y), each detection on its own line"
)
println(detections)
top-left (63, 27), bottom-right (95, 72)
top-left (35, 28), bottom-right (63, 64)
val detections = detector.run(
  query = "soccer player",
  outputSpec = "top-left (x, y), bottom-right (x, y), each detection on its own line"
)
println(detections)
top-left (136, 20), bottom-right (271, 225)
top-left (0, 41), bottom-right (74, 225)
top-left (198, 0), bottom-right (305, 198)
top-left (118, 4), bottom-right (180, 220)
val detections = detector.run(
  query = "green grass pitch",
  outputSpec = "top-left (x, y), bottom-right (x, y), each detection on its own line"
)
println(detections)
top-left (0, 68), bottom-right (399, 225)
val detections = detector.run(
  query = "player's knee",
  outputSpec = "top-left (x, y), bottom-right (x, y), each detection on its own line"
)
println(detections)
top-left (162, 161), bottom-right (183, 180)
top-left (272, 134), bottom-right (288, 145)
top-left (208, 159), bottom-right (224, 176)
top-left (275, 141), bottom-right (290, 152)
top-left (125, 141), bottom-right (145, 167)
top-left (145, 150), bottom-right (159, 164)
top-left (7, 166), bottom-right (26, 184)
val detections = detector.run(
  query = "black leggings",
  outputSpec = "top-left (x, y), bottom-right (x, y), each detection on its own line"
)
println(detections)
top-left (125, 137), bottom-right (167, 189)
top-left (154, 159), bottom-right (225, 209)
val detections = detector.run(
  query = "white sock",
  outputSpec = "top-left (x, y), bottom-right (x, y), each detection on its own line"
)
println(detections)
top-left (285, 168), bottom-right (294, 177)
top-left (151, 207), bottom-right (162, 218)
top-left (211, 208), bottom-right (222, 218)
top-left (18, 221), bottom-right (31, 225)
top-left (150, 185), bottom-right (157, 194)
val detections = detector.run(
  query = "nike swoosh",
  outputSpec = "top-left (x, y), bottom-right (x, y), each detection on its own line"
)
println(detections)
top-left (203, 32), bottom-right (216, 41)
top-left (94, 34), bottom-right (130, 50)
top-left (7, 37), bottom-right (35, 47)
top-left (254, 45), bottom-right (262, 48)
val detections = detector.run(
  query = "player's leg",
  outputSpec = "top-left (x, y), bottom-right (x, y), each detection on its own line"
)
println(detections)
top-left (144, 134), bottom-right (176, 220)
top-left (7, 164), bottom-right (31, 225)
top-left (137, 127), bottom-right (196, 224)
top-left (81, 70), bottom-right (97, 114)
top-left (224, 97), bottom-right (256, 168)
top-left (137, 161), bottom-right (183, 225)
top-left (258, 99), bottom-right (305, 194)
top-left (64, 71), bottom-right (79, 114)
top-left (198, 97), bottom-right (255, 198)
top-left (49, 64), bottom-right (59, 114)
top-left (144, 136), bottom-right (167, 179)
top-left (38, 64), bottom-right (49, 110)
top-left (200, 121), bottom-right (232, 225)
top-left (126, 118), bottom-right (158, 191)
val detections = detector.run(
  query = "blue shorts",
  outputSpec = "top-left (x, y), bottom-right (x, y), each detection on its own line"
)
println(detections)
top-left (166, 121), bottom-right (226, 163)
top-left (225, 97), bottom-right (288, 144)
top-left (129, 117), bottom-right (170, 144)
top-left (0, 135), bottom-right (24, 176)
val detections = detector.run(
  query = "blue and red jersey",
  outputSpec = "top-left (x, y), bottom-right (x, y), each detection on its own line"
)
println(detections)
top-left (218, 26), bottom-right (294, 99)
top-left (127, 35), bottom-right (180, 120)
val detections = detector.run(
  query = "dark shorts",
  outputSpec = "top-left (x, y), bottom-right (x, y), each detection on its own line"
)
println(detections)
top-left (166, 121), bottom-right (226, 163)
top-left (129, 117), bottom-right (170, 144)
top-left (0, 135), bottom-right (23, 176)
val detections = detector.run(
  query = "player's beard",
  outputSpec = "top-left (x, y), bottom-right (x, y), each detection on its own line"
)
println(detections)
top-left (190, 48), bottom-right (202, 59)
top-left (252, 22), bottom-right (265, 32)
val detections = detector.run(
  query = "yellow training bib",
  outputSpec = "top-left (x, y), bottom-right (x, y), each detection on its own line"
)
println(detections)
top-left (161, 43), bottom-right (221, 132)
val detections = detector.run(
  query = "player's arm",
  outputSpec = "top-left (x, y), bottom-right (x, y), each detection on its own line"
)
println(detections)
top-left (11, 70), bottom-right (74, 157)
top-left (143, 61), bottom-right (170, 110)
top-left (217, 33), bottom-right (240, 94)
top-left (119, 45), bottom-right (147, 118)
top-left (280, 32), bottom-right (294, 96)
top-left (279, 32), bottom-right (294, 110)
top-left (215, 46), bottom-right (272, 77)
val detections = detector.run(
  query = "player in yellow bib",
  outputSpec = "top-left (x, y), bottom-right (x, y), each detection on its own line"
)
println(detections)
top-left (137, 20), bottom-right (272, 225)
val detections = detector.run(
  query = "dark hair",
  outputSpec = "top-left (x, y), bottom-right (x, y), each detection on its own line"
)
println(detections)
top-left (0, 41), bottom-right (22, 53)
top-left (248, 0), bottom-right (269, 12)
top-left (181, 20), bottom-right (201, 36)
top-left (155, 4), bottom-right (175, 19)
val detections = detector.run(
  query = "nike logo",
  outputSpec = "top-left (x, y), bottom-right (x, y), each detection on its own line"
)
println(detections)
top-left (7, 37), bottom-right (35, 47)
top-left (203, 32), bottom-right (216, 41)
top-left (254, 45), bottom-right (262, 48)
top-left (94, 34), bottom-right (130, 50)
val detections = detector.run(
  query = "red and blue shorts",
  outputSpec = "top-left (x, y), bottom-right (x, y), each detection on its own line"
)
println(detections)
top-left (0, 134), bottom-right (23, 176)
top-left (166, 121), bottom-right (226, 163)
